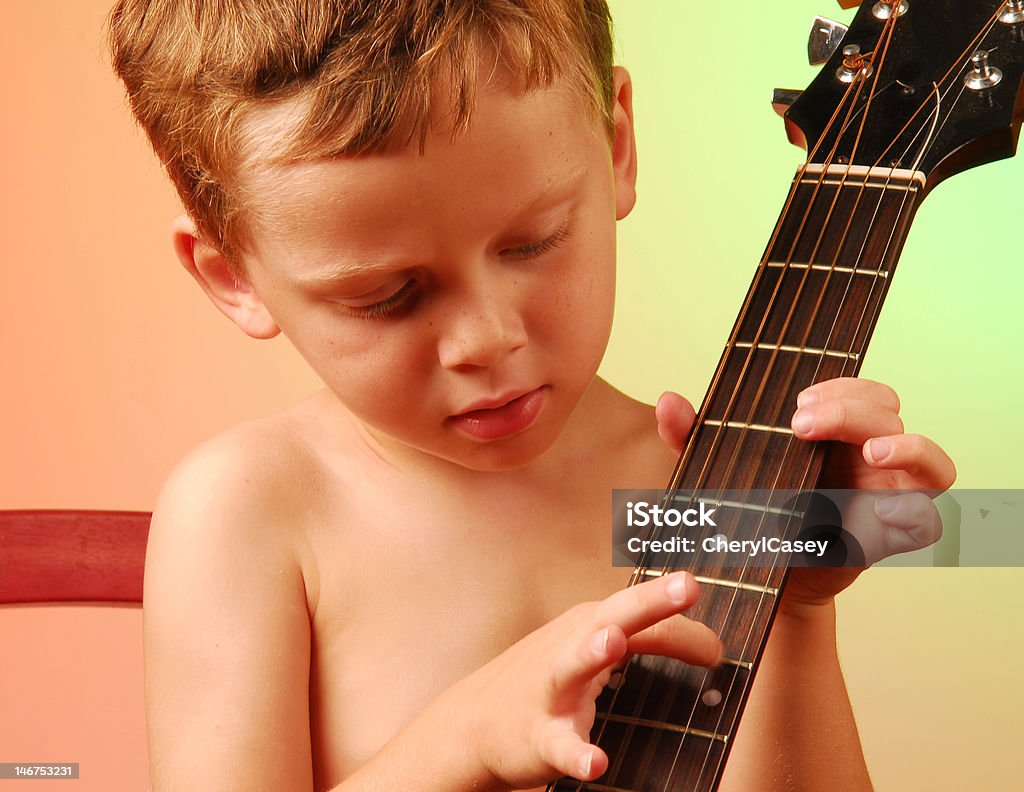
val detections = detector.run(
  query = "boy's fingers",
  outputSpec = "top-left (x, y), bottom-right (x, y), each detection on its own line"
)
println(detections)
top-left (549, 624), bottom-right (628, 698)
top-left (840, 492), bottom-right (943, 565)
top-left (874, 492), bottom-right (943, 558)
top-left (791, 397), bottom-right (903, 444)
top-left (797, 378), bottom-right (900, 412)
top-left (590, 572), bottom-right (700, 638)
top-left (549, 574), bottom-right (699, 697)
top-left (628, 615), bottom-right (722, 667)
top-left (862, 433), bottom-right (957, 490)
top-left (538, 729), bottom-right (608, 782)
top-left (656, 391), bottom-right (697, 454)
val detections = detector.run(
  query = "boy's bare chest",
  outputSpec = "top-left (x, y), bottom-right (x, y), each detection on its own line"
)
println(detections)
top-left (303, 481), bottom-right (637, 787)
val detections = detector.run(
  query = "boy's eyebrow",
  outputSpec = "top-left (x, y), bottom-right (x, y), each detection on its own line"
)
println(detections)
top-left (295, 257), bottom-right (403, 287)
top-left (295, 164), bottom-right (589, 287)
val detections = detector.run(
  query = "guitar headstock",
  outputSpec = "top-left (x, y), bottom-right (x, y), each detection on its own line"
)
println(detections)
top-left (785, 1), bottom-right (1024, 192)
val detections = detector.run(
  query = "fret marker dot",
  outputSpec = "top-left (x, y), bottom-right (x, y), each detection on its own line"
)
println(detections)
top-left (702, 688), bottom-right (723, 707)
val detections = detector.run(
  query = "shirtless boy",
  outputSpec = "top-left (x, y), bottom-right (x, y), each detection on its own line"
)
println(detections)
top-left (108, 1), bottom-right (955, 790)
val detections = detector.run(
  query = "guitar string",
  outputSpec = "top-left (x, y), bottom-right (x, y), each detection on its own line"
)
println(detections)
top-left (697, 10), bottom-right (1003, 790)
top-left (585, 71), bottom-right (869, 792)
top-left (676, 18), bottom-right (903, 789)
top-left (596, 35), bottom-right (887, 791)
top-left (600, 33), bottom-right (885, 790)
top-left (828, 52), bottom-right (983, 417)
top-left (552, 4), bottom-right (999, 782)
top-left (695, 60), bottom-right (918, 792)
top-left (680, 4), bottom-right (1003, 783)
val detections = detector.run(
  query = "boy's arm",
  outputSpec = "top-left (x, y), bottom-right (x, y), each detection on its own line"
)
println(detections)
top-left (144, 432), bottom-right (315, 792)
top-left (718, 600), bottom-right (872, 791)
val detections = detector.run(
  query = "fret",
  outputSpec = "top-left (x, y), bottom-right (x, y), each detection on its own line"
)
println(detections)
top-left (595, 656), bottom-right (749, 726)
top-left (700, 347), bottom-right (850, 429)
top-left (764, 177), bottom-right (919, 268)
top-left (719, 656), bottom-right (753, 671)
top-left (680, 584), bottom-right (785, 662)
top-left (681, 427), bottom-right (818, 491)
top-left (763, 260), bottom-right (889, 278)
top-left (732, 340), bottom-right (860, 361)
top-left (734, 265), bottom-right (888, 352)
top-left (665, 493), bottom-right (805, 520)
top-left (588, 657), bottom-right (752, 790)
top-left (693, 575), bottom-right (779, 598)
top-left (701, 419), bottom-right (793, 435)
top-left (602, 714), bottom-right (728, 744)
top-left (590, 663), bottom-right (735, 790)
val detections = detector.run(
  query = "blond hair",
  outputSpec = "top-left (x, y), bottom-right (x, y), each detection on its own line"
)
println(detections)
top-left (108, 0), bottom-right (614, 269)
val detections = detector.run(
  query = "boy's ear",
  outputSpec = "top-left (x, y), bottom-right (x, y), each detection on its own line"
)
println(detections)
top-left (170, 215), bottom-right (280, 340)
top-left (610, 66), bottom-right (638, 221)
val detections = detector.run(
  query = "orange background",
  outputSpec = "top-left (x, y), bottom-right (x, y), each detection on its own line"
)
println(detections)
top-left (2, 3), bottom-right (1021, 791)
top-left (1, 4), bottom-right (318, 790)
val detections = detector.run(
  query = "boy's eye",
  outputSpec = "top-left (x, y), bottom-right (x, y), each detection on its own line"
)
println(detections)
top-left (502, 224), bottom-right (572, 260)
top-left (343, 279), bottom-right (419, 320)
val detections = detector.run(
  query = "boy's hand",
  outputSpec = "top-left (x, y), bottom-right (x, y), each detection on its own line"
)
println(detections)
top-left (437, 572), bottom-right (721, 789)
top-left (785, 377), bottom-right (955, 606)
top-left (654, 379), bottom-right (956, 608)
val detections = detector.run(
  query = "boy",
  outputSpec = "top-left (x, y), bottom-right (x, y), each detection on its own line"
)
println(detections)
top-left (108, 1), bottom-right (954, 789)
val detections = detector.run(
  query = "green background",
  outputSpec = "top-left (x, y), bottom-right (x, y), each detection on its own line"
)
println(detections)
top-left (602, 0), bottom-right (1023, 489)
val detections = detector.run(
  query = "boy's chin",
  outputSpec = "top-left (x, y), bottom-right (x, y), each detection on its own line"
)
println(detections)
top-left (451, 435), bottom-right (560, 472)
top-left (376, 425), bottom-right (566, 473)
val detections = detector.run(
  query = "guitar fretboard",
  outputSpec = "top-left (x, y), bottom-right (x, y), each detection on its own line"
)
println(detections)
top-left (553, 164), bottom-right (925, 792)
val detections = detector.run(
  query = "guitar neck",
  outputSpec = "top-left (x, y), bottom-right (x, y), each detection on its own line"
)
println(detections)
top-left (676, 163), bottom-right (924, 492)
top-left (553, 164), bottom-right (926, 792)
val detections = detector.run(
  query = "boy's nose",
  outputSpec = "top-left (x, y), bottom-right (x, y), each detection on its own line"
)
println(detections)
top-left (437, 299), bottom-right (527, 370)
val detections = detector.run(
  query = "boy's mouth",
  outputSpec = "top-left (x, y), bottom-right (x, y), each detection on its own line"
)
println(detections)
top-left (448, 386), bottom-right (547, 441)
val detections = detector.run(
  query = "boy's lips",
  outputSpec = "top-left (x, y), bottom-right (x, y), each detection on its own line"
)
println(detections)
top-left (449, 386), bottom-right (547, 440)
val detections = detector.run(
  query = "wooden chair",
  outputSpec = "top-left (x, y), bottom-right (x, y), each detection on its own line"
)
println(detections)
top-left (0, 510), bottom-right (150, 604)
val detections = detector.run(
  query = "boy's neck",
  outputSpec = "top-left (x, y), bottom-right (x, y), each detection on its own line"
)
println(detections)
top-left (338, 376), bottom-right (653, 493)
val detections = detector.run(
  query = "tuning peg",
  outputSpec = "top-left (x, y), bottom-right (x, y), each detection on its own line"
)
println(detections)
top-left (872, 0), bottom-right (909, 20)
top-left (964, 50), bottom-right (1003, 90)
top-left (771, 88), bottom-right (802, 117)
top-left (1001, 0), bottom-right (1024, 25)
top-left (836, 44), bottom-right (874, 83)
top-left (808, 16), bottom-right (849, 66)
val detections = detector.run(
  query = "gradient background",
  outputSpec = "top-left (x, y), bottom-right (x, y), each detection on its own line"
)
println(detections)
top-left (1, 1), bottom-right (1021, 789)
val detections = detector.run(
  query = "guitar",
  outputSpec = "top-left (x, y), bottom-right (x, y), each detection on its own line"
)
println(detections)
top-left (552, 2), bottom-right (1024, 789)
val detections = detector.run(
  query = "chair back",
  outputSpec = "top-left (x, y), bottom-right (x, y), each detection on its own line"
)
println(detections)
top-left (0, 510), bottom-right (150, 604)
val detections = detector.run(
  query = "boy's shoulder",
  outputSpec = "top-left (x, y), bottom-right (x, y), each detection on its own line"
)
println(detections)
top-left (566, 379), bottom-right (677, 484)
top-left (147, 393), bottom-right (344, 613)
top-left (156, 395), bottom-right (329, 520)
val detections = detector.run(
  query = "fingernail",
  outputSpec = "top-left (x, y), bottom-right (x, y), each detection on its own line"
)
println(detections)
top-left (591, 628), bottom-right (609, 655)
top-left (868, 438), bottom-right (893, 463)
top-left (579, 751), bottom-right (593, 778)
top-left (792, 409), bottom-right (814, 434)
top-left (874, 495), bottom-right (900, 520)
top-left (797, 389), bottom-right (820, 408)
top-left (666, 573), bottom-right (690, 602)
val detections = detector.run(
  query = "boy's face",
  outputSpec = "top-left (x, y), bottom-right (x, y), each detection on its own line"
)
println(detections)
top-left (216, 67), bottom-right (637, 471)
